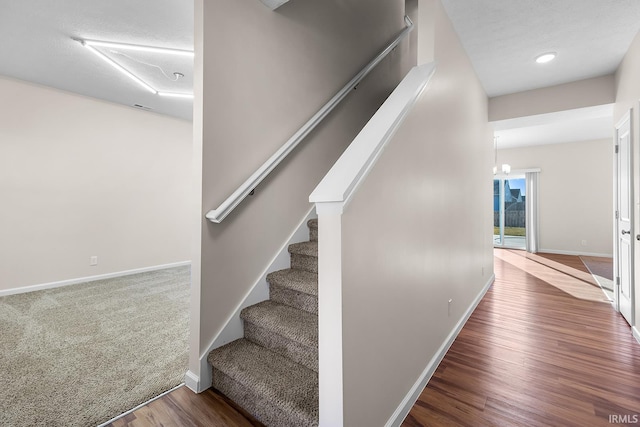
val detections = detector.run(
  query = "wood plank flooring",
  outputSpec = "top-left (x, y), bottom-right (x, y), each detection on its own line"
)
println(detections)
top-left (106, 250), bottom-right (639, 426)
top-left (104, 386), bottom-right (264, 427)
top-left (404, 249), bottom-right (640, 427)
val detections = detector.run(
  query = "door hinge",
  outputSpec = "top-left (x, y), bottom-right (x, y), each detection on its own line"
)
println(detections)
top-left (615, 145), bottom-right (619, 154)
top-left (616, 277), bottom-right (620, 286)
top-left (616, 210), bottom-right (619, 219)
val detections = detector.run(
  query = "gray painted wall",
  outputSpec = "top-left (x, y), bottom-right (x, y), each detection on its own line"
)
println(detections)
top-left (0, 76), bottom-right (192, 291)
top-left (499, 139), bottom-right (613, 257)
top-left (191, 0), bottom-right (417, 379)
top-left (339, 0), bottom-right (493, 424)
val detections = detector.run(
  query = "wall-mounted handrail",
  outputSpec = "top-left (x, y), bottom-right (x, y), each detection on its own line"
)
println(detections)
top-left (206, 16), bottom-right (415, 223)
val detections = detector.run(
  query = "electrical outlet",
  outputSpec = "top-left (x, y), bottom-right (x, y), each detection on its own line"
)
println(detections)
top-left (90, 256), bottom-right (98, 266)
top-left (581, 240), bottom-right (587, 247)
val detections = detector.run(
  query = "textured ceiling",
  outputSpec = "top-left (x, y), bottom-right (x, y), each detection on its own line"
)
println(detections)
top-left (2, 0), bottom-right (640, 131)
top-left (440, 0), bottom-right (640, 147)
top-left (441, 0), bottom-right (640, 97)
top-left (0, 0), bottom-right (193, 120)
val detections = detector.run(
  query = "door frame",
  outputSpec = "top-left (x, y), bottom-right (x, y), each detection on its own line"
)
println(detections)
top-left (613, 108), bottom-right (635, 325)
top-left (494, 173), bottom-right (526, 250)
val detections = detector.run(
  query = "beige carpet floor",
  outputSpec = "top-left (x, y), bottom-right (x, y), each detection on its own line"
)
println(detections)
top-left (0, 266), bottom-right (190, 426)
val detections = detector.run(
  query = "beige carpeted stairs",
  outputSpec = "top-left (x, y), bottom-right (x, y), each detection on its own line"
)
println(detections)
top-left (208, 218), bottom-right (319, 427)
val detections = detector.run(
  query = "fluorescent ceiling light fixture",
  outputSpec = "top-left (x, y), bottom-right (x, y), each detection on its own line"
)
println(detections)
top-left (82, 43), bottom-right (157, 93)
top-left (77, 38), bottom-right (194, 98)
top-left (82, 39), bottom-right (194, 57)
top-left (535, 52), bottom-right (557, 64)
top-left (158, 92), bottom-right (194, 99)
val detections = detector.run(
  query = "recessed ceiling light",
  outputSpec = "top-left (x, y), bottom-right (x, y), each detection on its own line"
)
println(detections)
top-left (535, 52), bottom-right (557, 64)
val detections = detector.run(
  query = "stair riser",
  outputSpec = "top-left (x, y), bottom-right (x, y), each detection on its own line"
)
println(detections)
top-left (244, 322), bottom-right (318, 372)
top-left (212, 369), bottom-right (316, 427)
top-left (270, 285), bottom-right (318, 314)
top-left (290, 254), bottom-right (318, 274)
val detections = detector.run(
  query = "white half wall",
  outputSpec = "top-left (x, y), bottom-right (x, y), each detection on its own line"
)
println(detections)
top-left (0, 76), bottom-right (192, 291)
top-left (310, 0), bottom-right (494, 424)
top-left (498, 139), bottom-right (613, 256)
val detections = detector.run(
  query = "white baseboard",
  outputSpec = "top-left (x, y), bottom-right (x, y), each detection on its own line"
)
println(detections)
top-left (195, 208), bottom-right (317, 393)
top-left (0, 261), bottom-right (192, 297)
top-left (633, 327), bottom-right (640, 345)
top-left (385, 274), bottom-right (495, 427)
top-left (184, 370), bottom-right (201, 393)
top-left (538, 248), bottom-right (613, 258)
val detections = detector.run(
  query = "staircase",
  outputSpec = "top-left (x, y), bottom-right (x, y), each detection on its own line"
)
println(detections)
top-left (208, 219), bottom-right (319, 427)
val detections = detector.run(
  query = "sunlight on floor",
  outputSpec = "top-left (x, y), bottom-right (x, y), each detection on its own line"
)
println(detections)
top-left (580, 255), bottom-right (615, 301)
top-left (494, 250), bottom-right (611, 303)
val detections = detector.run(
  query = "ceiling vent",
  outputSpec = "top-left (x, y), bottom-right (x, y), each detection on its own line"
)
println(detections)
top-left (133, 104), bottom-right (153, 111)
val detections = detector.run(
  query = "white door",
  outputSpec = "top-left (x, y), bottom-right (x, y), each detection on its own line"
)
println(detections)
top-left (615, 111), bottom-right (634, 326)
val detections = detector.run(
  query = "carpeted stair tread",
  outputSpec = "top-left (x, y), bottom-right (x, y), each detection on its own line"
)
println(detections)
top-left (308, 219), bottom-right (318, 242)
top-left (208, 339), bottom-right (318, 427)
top-left (267, 269), bottom-right (318, 297)
top-left (207, 219), bottom-right (321, 426)
top-left (241, 301), bottom-right (317, 349)
top-left (288, 241), bottom-right (318, 258)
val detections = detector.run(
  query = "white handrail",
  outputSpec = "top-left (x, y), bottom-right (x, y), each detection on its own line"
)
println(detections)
top-left (206, 16), bottom-right (415, 223)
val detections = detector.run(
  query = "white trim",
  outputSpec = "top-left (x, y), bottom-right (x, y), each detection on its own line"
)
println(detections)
top-left (184, 370), bottom-right (200, 393)
top-left (613, 119), bottom-right (621, 313)
top-left (614, 107), bottom-right (635, 326)
top-left (315, 201), bottom-right (344, 216)
top-left (194, 208), bottom-right (317, 393)
top-left (385, 274), bottom-right (495, 427)
top-left (310, 63), bottom-right (435, 209)
top-left (96, 383), bottom-right (184, 427)
top-left (538, 248), bottom-right (613, 258)
top-left (317, 211), bottom-right (344, 427)
top-left (633, 326), bottom-right (640, 345)
top-left (0, 261), bottom-right (191, 297)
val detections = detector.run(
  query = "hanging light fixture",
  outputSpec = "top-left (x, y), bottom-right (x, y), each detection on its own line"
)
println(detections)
top-left (493, 136), bottom-right (511, 175)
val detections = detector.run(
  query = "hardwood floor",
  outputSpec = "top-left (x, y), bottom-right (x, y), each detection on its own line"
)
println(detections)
top-left (106, 250), bottom-right (639, 426)
top-left (104, 386), bottom-right (264, 427)
top-left (404, 249), bottom-right (640, 427)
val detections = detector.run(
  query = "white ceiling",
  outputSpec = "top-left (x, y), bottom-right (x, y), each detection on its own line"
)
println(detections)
top-left (440, 0), bottom-right (640, 98)
top-left (0, 0), bottom-right (193, 120)
top-left (441, 0), bottom-right (640, 148)
top-left (2, 0), bottom-right (640, 141)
